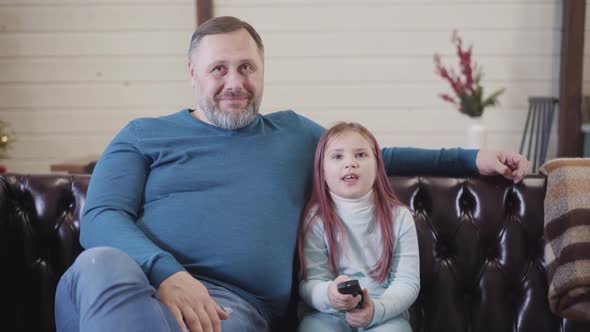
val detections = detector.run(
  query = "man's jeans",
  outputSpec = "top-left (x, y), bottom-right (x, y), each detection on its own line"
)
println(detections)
top-left (55, 247), bottom-right (268, 332)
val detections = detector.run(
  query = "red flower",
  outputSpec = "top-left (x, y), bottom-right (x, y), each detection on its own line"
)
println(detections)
top-left (439, 94), bottom-right (457, 104)
top-left (434, 30), bottom-right (505, 117)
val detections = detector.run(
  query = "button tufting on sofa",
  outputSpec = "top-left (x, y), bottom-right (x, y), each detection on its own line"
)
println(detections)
top-left (1, 174), bottom-right (589, 332)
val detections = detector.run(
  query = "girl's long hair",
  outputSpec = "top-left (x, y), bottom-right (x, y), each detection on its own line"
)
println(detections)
top-left (298, 122), bottom-right (402, 283)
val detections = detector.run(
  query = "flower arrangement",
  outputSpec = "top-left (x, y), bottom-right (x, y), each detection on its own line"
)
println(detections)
top-left (434, 30), bottom-right (504, 118)
top-left (0, 120), bottom-right (13, 173)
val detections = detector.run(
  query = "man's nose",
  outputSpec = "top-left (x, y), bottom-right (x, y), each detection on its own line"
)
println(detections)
top-left (225, 70), bottom-right (246, 90)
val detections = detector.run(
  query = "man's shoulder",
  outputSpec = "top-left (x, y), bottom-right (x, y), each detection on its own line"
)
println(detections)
top-left (263, 109), bottom-right (299, 121)
top-left (123, 109), bottom-right (188, 134)
top-left (263, 110), bottom-right (323, 133)
top-left (129, 109), bottom-right (185, 126)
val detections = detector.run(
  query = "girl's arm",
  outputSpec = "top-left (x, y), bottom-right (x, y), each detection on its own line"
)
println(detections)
top-left (369, 207), bottom-right (421, 327)
top-left (299, 217), bottom-right (339, 313)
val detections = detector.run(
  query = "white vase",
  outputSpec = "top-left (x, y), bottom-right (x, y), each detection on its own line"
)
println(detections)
top-left (466, 117), bottom-right (487, 149)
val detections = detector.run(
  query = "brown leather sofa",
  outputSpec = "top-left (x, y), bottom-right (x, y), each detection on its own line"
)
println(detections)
top-left (1, 173), bottom-right (589, 332)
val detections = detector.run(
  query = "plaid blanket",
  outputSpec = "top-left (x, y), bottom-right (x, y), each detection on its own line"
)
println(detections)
top-left (540, 158), bottom-right (590, 320)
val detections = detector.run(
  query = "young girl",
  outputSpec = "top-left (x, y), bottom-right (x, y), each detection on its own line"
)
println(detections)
top-left (298, 122), bottom-right (419, 332)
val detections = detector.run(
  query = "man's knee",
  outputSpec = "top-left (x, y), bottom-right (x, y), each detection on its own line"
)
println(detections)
top-left (66, 247), bottom-right (146, 288)
top-left (59, 247), bottom-right (152, 308)
top-left (70, 247), bottom-right (135, 274)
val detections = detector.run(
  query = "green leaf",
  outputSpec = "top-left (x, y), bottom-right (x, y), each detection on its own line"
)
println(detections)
top-left (482, 88), bottom-right (505, 107)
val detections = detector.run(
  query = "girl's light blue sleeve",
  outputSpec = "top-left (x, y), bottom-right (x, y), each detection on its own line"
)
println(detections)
top-left (369, 207), bottom-right (420, 327)
top-left (299, 216), bottom-right (339, 314)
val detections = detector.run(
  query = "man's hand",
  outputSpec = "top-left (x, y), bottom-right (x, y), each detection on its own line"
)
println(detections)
top-left (346, 288), bottom-right (374, 328)
top-left (158, 271), bottom-right (229, 332)
top-left (327, 275), bottom-right (363, 311)
top-left (475, 149), bottom-right (530, 183)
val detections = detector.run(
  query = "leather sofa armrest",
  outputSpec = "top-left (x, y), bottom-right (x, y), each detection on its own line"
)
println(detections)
top-left (0, 174), bottom-right (89, 331)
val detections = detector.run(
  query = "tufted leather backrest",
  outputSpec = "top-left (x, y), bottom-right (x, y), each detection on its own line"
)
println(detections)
top-left (0, 174), bottom-right (87, 331)
top-left (395, 175), bottom-right (588, 331)
top-left (1, 174), bottom-right (588, 331)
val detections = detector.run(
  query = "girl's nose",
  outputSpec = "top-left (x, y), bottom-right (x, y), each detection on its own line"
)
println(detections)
top-left (345, 161), bottom-right (358, 169)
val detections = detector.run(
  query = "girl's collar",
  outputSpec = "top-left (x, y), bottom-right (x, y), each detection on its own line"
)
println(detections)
top-left (329, 189), bottom-right (373, 211)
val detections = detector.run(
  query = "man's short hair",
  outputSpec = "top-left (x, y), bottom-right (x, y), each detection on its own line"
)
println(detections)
top-left (188, 16), bottom-right (264, 61)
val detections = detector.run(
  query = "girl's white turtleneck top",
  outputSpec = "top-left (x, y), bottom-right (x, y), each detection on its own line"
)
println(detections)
top-left (299, 190), bottom-right (420, 327)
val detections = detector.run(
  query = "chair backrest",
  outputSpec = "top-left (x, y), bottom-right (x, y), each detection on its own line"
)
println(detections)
top-left (519, 97), bottom-right (559, 173)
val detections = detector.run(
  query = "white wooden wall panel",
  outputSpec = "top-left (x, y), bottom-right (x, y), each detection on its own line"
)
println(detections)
top-left (0, 5), bottom-right (193, 31)
top-left (0, 32), bottom-right (190, 56)
top-left (1, 56), bottom-right (557, 84)
top-left (217, 4), bottom-right (560, 31)
top-left (0, 0), bottom-right (562, 173)
top-left (0, 30), bottom-right (559, 57)
top-left (0, 80), bottom-right (552, 109)
top-left (216, 0), bottom-right (561, 164)
top-left (0, 107), bottom-right (530, 136)
top-left (0, 83), bottom-right (193, 108)
top-left (0, 1), bottom-right (188, 4)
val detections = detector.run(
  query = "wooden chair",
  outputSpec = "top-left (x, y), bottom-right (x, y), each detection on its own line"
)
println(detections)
top-left (519, 97), bottom-right (559, 173)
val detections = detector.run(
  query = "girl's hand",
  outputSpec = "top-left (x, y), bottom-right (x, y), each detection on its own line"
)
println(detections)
top-left (345, 288), bottom-right (374, 328)
top-left (327, 275), bottom-right (363, 311)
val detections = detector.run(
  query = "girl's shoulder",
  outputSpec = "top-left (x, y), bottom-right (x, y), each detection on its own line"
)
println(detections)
top-left (392, 204), bottom-right (413, 217)
top-left (391, 205), bottom-right (416, 228)
top-left (303, 204), bottom-right (324, 231)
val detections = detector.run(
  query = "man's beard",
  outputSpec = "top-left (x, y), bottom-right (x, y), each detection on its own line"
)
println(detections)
top-left (198, 91), bottom-right (259, 130)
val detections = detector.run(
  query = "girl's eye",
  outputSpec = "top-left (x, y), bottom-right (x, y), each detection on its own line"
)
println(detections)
top-left (356, 152), bottom-right (368, 158)
top-left (331, 154), bottom-right (342, 160)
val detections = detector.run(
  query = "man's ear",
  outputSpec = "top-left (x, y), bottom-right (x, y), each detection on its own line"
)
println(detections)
top-left (188, 62), bottom-right (197, 84)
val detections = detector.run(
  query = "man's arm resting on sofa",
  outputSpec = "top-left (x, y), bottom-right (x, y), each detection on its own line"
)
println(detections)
top-left (381, 147), bottom-right (529, 182)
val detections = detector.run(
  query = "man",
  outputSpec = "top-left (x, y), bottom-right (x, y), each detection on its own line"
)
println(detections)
top-left (55, 16), bottom-right (529, 332)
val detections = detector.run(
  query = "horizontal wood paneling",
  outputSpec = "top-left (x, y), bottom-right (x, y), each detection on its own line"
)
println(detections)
top-left (0, 55), bottom-right (558, 83)
top-left (0, 107), bottom-right (532, 136)
top-left (0, 32), bottom-right (189, 57)
top-left (0, 57), bottom-right (189, 82)
top-left (215, 3), bottom-right (560, 31)
top-left (5, 135), bottom-right (112, 160)
top-left (0, 0), bottom-right (562, 173)
top-left (0, 81), bottom-right (555, 109)
top-left (0, 3), bottom-right (560, 32)
top-left (0, 29), bottom-right (559, 57)
top-left (0, 5), bottom-right (193, 32)
top-left (0, 0), bottom-right (553, 4)
top-left (0, 1), bottom-right (188, 4)
top-left (215, 0), bottom-right (554, 4)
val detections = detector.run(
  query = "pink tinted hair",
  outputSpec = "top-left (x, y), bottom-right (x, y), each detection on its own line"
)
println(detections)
top-left (298, 122), bottom-right (403, 283)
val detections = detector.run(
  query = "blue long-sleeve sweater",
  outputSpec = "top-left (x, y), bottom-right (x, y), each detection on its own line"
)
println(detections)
top-left (81, 109), bottom-right (478, 323)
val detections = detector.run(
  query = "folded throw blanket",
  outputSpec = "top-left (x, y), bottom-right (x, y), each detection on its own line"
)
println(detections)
top-left (540, 158), bottom-right (590, 320)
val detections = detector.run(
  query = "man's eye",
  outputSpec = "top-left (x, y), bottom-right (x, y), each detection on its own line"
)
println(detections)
top-left (212, 66), bottom-right (224, 72)
top-left (241, 64), bottom-right (254, 72)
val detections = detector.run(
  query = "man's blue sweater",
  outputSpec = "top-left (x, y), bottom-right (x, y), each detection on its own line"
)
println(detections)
top-left (81, 109), bottom-right (478, 322)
